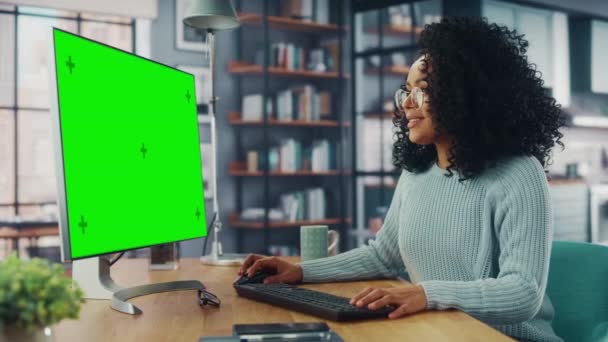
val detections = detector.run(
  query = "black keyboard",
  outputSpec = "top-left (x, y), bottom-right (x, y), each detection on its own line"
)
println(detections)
top-left (234, 283), bottom-right (394, 321)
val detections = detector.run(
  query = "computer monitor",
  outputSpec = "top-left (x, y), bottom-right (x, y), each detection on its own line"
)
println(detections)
top-left (49, 28), bottom-right (208, 314)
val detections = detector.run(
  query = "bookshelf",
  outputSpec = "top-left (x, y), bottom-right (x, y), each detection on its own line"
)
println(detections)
top-left (229, 112), bottom-right (347, 127)
top-left (229, 62), bottom-right (346, 79)
top-left (351, 1), bottom-right (443, 248)
top-left (363, 112), bottom-right (394, 119)
top-left (364, 25), bottom-right (424, 35)
top-left (229, 213), bottom-right (350, 229)
top-left (364, 65), bottom-right (410, 76)
top-left (230, 0), bottom-right (351, 255)
top-left (229, 161), bottom-right (343, 177)
top-left (239, 12), bottom-right (343, 33)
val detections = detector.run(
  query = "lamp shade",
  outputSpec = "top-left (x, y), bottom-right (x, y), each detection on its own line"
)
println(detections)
top-left (183, 0), bottom-right (240, 31)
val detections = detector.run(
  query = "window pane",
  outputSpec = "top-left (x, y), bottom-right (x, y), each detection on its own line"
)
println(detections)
top-left (17, 16), bottom-right (77, 108)
top-left (19, 205), bottom-right (45, 221)
top-left (413, 0), bottom-right (443, 32)
top-left (0, 13), bottom-right (14, 106)
top-left (382, 4), bottom-right (416, 48)
top-left (355, 58), bottom-right (381, 113)
top-left (0, 110), bottom-right (14, 204)
top-left (355, 9), bottom-right (379, 52)
top-left (355, 176), bottom-right (383, 245)
top-left (518, 9), bottom-right (553, 87)
top-left (81, 21), bottom-right (132, 52)
top-left (18, 6), bottom-right (77, 18)
top-left (81, 12), bottom-right (131, 24)
top-left (0, 205), bottom-right (15, 220)
top-left (0, 4), bottom-right (15, 11)
top-left (382, 118), bottom-right (396, 172)
top-left (17, 110), bottom-right (56, 203)
top-left (356, 116), bottom-right (382, 172)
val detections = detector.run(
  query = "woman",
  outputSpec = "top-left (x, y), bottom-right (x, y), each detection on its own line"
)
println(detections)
top-left (239, 17), bottom-right (565, 342)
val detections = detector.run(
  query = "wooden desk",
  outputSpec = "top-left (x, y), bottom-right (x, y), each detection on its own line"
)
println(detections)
top-left (55, 258), bottom-right (513, 341)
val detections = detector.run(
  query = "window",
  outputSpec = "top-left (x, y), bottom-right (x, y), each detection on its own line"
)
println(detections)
top-left (483, 0), bottom-right (554, 87)
top-left (0, 5), bottom-right (135, 219)
top-left (0, 110), bottom-right (14, 206)
top-left (0, 12), bottom-right (14, 106)
top-left (591, 20), bottom-right (608, 93)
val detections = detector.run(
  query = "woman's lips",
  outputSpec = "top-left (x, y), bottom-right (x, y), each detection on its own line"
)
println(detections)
top-left (407, 118), bottom-right (423, 129)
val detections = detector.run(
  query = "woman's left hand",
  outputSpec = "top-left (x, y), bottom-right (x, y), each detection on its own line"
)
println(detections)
top-left (349, 285), bottom-right (428, 319)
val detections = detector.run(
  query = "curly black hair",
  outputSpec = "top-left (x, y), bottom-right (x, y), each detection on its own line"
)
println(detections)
top-left (392, 16), bottom-right (566, 180)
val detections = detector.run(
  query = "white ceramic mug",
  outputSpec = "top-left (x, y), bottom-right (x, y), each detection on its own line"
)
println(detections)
top-left (300, 225), bottom-right (339, 261)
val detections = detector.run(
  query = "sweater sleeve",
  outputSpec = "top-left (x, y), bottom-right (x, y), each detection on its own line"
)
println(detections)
top-left (418, 159), bottom-right (553, 325)
top-left (298, 172), bottom-right (407, 283)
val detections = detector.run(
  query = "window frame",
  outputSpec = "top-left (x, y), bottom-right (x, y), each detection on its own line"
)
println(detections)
top-left (0, 6), bottom-right (136, 218)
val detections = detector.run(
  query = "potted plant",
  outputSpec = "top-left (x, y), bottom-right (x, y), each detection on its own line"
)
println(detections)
top-left (0, 254), bottom-right (84, 341)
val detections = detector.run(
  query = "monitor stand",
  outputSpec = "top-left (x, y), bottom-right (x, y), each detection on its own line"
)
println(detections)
top-left (73, 255), bottom-right (204, 315)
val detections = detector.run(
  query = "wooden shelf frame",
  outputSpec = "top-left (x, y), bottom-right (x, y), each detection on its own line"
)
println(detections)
top-left (364, 24), bottom-right (424, 36)
top-left (239, 12), bottom-right (344, 33)
top-left (229, 161), bottom-right (344, 177)
top-left (363, 65), bottom-right (410, 76)
top-left (229, 213), bottom-right (351, 229)
top-left (362, 111), bottom-right (395, 119)
top-left (228, 62), bottom-right (348, 79)
top-left (229, 112), bottom-right (348, 127)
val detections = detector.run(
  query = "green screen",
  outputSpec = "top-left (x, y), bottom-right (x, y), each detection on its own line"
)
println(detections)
top-left (53, 28), bottom-right (207, 259)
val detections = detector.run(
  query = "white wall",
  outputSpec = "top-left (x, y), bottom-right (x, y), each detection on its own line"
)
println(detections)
top-left (3, 0), bottom-right (158, 18)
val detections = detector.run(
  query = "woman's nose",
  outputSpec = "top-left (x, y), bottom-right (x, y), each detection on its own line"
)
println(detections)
top-left (403, 93), bottom-right (414, 110)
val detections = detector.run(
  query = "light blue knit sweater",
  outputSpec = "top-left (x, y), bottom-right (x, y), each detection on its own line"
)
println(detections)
top-left (299, 156), bottom-right (562, 342)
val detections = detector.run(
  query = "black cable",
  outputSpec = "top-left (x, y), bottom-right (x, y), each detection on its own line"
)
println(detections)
top-left (202, 212), bottom-right (218, 257)
top-left (109, 251), bottom-right (125, 266)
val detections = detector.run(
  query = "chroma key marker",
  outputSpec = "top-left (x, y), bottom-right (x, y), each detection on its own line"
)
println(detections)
top-left (140, 142), bottom-right (148, 158)
top-left (195, 207), bottom-right (201, 220)
top-left (66, 56), bottom-right (75, 74)
top-left (186, 90), bottom-right (191, 103)
top-left (79, 215), bottom-right (88, 234)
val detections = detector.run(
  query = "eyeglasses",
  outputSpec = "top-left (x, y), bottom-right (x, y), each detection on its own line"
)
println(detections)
top-left (394, 86), bottom-right (425, 114)
top-left (198, 288), bottom-right (221, 307)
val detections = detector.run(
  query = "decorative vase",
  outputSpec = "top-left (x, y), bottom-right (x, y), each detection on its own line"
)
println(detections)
top-left (0, 324), bottom-right (54, 342)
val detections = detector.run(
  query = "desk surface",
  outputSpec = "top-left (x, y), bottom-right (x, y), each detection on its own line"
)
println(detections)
top-left (55, 258), bottom-right (513, 342)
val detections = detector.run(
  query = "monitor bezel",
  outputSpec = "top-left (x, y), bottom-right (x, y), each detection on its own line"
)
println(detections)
top-left (49, 27), bottom-right (207, 262)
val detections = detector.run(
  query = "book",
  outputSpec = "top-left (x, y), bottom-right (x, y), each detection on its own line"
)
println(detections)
top-left (281, 0), bottom-right (313, 21)
top-left (319, 92), bottom-right (332, 118)
top-left (247, 151), bottom-right (258, 172)
top-left (315, 0), bottom-right (329, 24)
top-left (321, 40), bottom-right (340, 71)
top-left (269, 147), bottom-right (280, 171)
top-left (242, 94), bottom-right (263, 121)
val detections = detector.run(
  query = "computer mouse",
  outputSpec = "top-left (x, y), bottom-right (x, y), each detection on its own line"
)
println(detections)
top-left (234, 270), bottom-right (275, 285)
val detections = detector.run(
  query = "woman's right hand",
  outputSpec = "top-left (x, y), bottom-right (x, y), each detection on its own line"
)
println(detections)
top-left (238, 254), bottom-right (304, 284)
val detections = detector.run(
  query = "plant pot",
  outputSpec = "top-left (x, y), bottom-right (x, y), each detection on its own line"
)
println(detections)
top-left (0, 324), bottom-right (54, 342)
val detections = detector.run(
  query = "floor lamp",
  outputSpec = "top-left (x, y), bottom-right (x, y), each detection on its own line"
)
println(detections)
top-left (183, 0), bottom-right (248, 265)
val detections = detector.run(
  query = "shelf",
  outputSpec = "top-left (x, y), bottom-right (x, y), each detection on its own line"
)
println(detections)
top-left (229, 214), bottom-right (351, 229)
top-left (363, 65), bottom-right (410, 76)
top-left (364, 182), bottom-right (397, 189)
top-left (239, 13), bottom-right (343, 33)
top-left (231, 170), bottom-right (344, 177)
top-left (229, 62), bottom-right (348, 79)
top-left (362, 112), bottom-right (394, 119)
top-left (364, 25), bottom-right (424, 36)
top-left (549, 178), bottom-right (587, 185)
top-left (229, 112), bottom-right (348, 127)
top-left (229, 161), bottom-right (344, 177)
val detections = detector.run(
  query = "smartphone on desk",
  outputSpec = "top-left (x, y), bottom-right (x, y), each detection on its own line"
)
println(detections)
top-left (233, 322), bottom-right (329, 336)
top-left (203, 323), bottom-right (341, 342)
